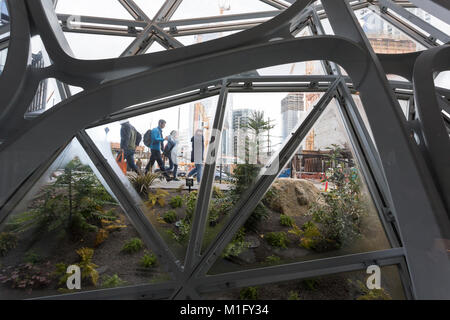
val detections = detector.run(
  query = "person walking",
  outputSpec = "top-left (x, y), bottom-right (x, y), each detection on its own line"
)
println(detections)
top-left (145, 119), bottom-right (171, 180)
top-left (187, 129), bottom-right (205, 183)
top-left (165, 130), bottom-right (180, 181)
top-left (120, 120), bottom-right (142, 174)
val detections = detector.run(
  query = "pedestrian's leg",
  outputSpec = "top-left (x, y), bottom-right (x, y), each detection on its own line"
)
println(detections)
top-left (196, 164), bottom-right (203, 183)
top-left (156, 151), bottom-right (170, 179)
top-left (124, 150), bottom-right (139, 173)
top-left (188, 167), bottom-right (197, 177)
top-left (145, 150), bottom-right (156, 174)
top-left (173, 164), bottom-right (178, 179)
top-left (168, 157), bottom-right (174, 172)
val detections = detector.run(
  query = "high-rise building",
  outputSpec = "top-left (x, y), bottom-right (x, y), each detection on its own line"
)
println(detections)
top-left (0, 0), bottom-right (8, 24)
top-left (281, 93), bottom-right (305, 140)
top-left (232, 108), bottom-right (251, 162)
top-left (27, 52), bottom-right (48, 115)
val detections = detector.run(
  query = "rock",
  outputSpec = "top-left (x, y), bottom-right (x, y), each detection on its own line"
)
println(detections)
top-left (245, 235), bottom-right (261, 249)
top-left (269, 179), bottom-right (322, 217)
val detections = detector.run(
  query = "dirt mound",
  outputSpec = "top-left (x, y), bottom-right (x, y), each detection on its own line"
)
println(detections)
top-left (267, 179), bottom-right (321, 217)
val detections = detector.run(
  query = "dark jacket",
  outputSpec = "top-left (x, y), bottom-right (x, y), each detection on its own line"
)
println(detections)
top-left (190, 134), bottom-right (204, 164)
top-left (120, 122), bottom-right (141, 151)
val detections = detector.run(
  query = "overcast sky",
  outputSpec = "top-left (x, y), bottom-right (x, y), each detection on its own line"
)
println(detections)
top-left (47, 0), bottom-right (449, 145)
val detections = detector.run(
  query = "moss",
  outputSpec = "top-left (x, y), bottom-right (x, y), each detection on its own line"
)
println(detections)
top-left (265, 231), bottom-right (289, 249)
top-left (240, 287), bottom-right (258, 300)
top-left (279, 214), bottom-right (294, 227)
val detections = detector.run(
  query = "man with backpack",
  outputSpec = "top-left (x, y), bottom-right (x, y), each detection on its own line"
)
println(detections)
top-left (120, 119), bottom-right (142, 174)
top-left (143, 119), bottom-right (171, 181)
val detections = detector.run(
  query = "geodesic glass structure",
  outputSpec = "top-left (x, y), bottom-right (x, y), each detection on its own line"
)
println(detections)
top-left (0, 0), bottom-right (449, 300)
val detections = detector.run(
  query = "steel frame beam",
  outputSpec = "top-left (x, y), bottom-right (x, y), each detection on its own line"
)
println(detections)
top-left (310, 10), bottom-right (402, 249)
top-left (322, 0), bottom-right (449, 299)
top-left (375, 0), bottom-right (450, 44)
top-left (172, 79), bottom-right (341, 298)
top-left (197, 248), bottom-right (405, 294)
top-left (184, 83), bottom-right (229, 271)
top-left (408, 0), bottom-right (450, 24)
top-left (0, 0), bottom-right (448, 300)
top-left (76, 131), bottom-right (183, 279)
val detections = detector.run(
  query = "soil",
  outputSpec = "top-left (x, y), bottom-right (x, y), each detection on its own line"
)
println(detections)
top-left (0, 178), bottom-right (402, 300)
top-left (0, 205), bottom-right (170, 300)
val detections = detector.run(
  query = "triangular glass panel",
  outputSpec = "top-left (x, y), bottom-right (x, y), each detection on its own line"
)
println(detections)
top-left (133, 0), bottom-right (166, 20)
top-left (0, 139), bottom-right (172, 299)
top-left (201, 266), bottom-right (406, 300)
top-left (0, 48), bottom-right (7, 75)
top-left (174, 30), bottom-right (242, 46)
top-left (202, 98), bottom-right (391, 276)
top-left (146, 40), bottom-right (167, 54)
top-left (0, 0), bottom-right (9, 24)
top-left (355, 7), bottom-right (427, 53)
top-left (56, 0), bottom-right (134, 20)
top-left (170, 0), bottom-right (277, 21)
top-left (63, 33), bottom-right (136, 59)
top-left (86, 95), bottom-right (220, 264)
top-left (404, 7), bottom-right (450, 38)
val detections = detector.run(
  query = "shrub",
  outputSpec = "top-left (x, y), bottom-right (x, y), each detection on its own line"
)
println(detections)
top-left (265, 255), bottom-right (281, 264)
top-left (163, 210), bottom-right (178, 224)
top-left (302, 278), bottom-right (319, 291)
top-left (101, 274), bottom-right (126, 288)
top-left (146, 189), bottom-right (169, 208)
top-left (288, 222), bottom-right (330, 251)
top-left (121, 238), bottom-right (144, 254)
top-left (207, 205), bottom-right (220, 226)
top-left (169, 195), bottom-right (183, 209)
top-left (351, 280), bottom-right (392, 300)
top-left (53, 262), bottom-right (69, 286)
top-left (169, 219), bottom-right (191, 244)
top-left (265, 231), bottom-right (289, 249)
top-left (5, 158), bottom-right (117, 237)
top-left (222, 228), bottom-right (249, 258)
top-left (308, 160), bottom-right (366, 248)
top-left (183, 191), bottom-right (198, 220)
top-left (140, 252), bottom-right (157, 268)
top-left (244, 203), bottom-right (269, 232)
top-left (288, 291), bottom-right (300, 300)
top-left (240, 287), bottom-right (258, 300)
top-left (279, 214), bottom-right (294, 227)
top-left (262, 187), bottom-right (282, 212)
top-left (212, 186), bottom-right (224, 199)
top-left (94, 228), bottom-right (109, 247)
top-left (0, 262), bottom-right (52, 291)
top-left (76, 247), bottom-right (99, 286)
top-left (24, 250), bottom-right (42, 264)
top-left (0, 232), bottom-right (18, 257)
top-left (128, 172), bottom-right (158, 195)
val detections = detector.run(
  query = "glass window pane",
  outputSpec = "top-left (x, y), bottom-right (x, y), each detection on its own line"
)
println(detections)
top-left (0, 139), bottom-right (172, 299)
top-left (202, 265), bottom-right (406, 300)
top-left (205, 98), bottom-right (391, 275)
top-left (55, 0), bottom-right (134, 20)
top-left (355, 7), bottom-right (427, 53)
top-left (170, 0), bottom-right (276, 21)
top-left (87, 95), bottom-right (219, 263)
top-left (64, 33), bottom-right (135, 59)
